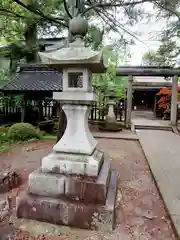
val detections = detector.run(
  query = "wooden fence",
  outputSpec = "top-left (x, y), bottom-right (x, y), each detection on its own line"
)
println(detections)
top-left (0, 99), bottom-right (125, 125)
top-left (89, 102), bottom-right (125, 122)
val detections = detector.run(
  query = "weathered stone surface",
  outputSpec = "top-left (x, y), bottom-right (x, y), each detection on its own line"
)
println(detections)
top-left (41, 149), bottom-right (104, 177)
top-left (28, 170), bottom-right (65, 197)
top-left (53, 105), bottom-right (97, 155)
top-left (0, 169), bottom-right (21, 193)
top-left (105, 102), bottom-right (116, 123)
top-left (16, 171), bottom-right (117, 230)
top-left (28, 155), bottom-right (110, 204)
top-left (105, 171), bottom-right (118, 230)
top-left (65, 156), bottom-right (110, 204)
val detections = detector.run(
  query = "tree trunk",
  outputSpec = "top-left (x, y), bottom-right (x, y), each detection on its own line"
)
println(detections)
top-left (20, 97), bottom-right (26, 122)
top-left (9, 57), bottom-right (17, 73)
top-left (57, 107), bottom-right (67, 142)
top-left (24, 23), bottom-right (38, 63)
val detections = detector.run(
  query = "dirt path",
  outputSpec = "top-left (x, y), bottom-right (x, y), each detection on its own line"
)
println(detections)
top-left (0, 139), bottom-right (176, 240)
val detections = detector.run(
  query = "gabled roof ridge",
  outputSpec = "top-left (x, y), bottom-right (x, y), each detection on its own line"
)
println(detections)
top-left (17, 63), bottom-right (61, 73)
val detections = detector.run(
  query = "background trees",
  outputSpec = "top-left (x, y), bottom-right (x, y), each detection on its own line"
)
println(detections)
top-left (142, 0), bottom-right (180, 66)
top-left (1, 0), bottom-right (179, 68)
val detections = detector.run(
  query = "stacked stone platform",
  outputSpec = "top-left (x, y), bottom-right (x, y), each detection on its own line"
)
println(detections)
top-left (16, 151), bottom-right (117, 230)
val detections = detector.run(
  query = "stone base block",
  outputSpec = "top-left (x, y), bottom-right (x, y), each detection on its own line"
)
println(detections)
top-left (41, 148), bottom-right (104, 177)
top-left (16, 171), bottom-right (117, 230)
top-left (65, 155), bottom-right (110, 204)
top-left (28, 155), bottom-right (111, 204)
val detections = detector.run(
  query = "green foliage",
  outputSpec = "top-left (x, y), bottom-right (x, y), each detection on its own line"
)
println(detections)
top-left (0, 68), bottom-right (10, 86)
top-left (0, 129), bottom-right (8, 143)
top-left (142, 39), bottom-right (177, 67)
top-left (0, 125), bottom-right (9, 133)
top-left (7, 122), bottom-right (40, 142)
top-left (0, 0), bottom-right (146, 64)
top-left (0, 126), bottom-right (9, 152)
top-left (0, 95), bottom-right (24, 108)
top-left (0, 0), bottom-right (66, 42)
top-left (93, 48), bottom-right (128, 102)
top-left (0, 145), bottom-right (9, 152)
top-left (147, 0), bottom-right (180, 67)
top-left (85, 25), bottom-right (104, 50)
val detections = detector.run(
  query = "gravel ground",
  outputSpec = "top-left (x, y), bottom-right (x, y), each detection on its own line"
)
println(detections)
top-left (0, 139), bottom-right (177, 240)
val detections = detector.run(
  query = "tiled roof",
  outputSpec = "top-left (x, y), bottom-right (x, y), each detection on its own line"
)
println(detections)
top-left (132, 76), bottom-right (172, 87)
top-left (1, 64), bottom-right (62, 92)
top-left (133, 76), bottom-right (171, 83)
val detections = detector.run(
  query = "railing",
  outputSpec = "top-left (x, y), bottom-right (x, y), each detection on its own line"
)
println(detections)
top-left (89, 103), bottom-right (124, 122)
top-left (0, 99), bottom-right (125, 125)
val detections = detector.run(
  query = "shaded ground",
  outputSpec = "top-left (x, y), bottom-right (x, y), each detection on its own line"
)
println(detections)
top-left (132, 111), bottom-right (156, 120)
top-left (0, 139), bottom-right (176, 240)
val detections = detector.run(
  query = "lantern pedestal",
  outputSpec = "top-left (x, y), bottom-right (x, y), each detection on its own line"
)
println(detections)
top-left (16, 100), bottom-right (118, 230)
top-left (53, 104), bottom-right (97, 155)
top-left (16, 154), bottom-right (117, 230)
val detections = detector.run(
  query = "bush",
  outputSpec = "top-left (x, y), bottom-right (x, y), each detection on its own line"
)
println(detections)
top-left (7, 123), bottom-right (40, 142)
top-left (0, 132), bottom-right (8, 143)
top-left (0, 126), bottom-right (9, 143)
top-left (0, 126), bottom-right (9, 133)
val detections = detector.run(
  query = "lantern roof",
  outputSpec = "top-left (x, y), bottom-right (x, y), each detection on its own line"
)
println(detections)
top-left (38, 16), bottom-right (105, 73)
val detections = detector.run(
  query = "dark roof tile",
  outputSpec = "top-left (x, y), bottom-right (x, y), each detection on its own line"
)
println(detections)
top-left (2, 64), bottom-right (62, 92)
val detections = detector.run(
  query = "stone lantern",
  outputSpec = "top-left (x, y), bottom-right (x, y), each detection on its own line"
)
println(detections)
top-left (105, 85), bottom-right (116, 123)
top-left (16, 16), bottom-right (117, 231)
top-left (99, 83), bottom-right (122, 132)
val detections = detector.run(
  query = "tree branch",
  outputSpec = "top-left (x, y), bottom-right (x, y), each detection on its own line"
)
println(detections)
top-left (12, 0), bottom-right (68, 27)
top-left (82, 0), bottom-right (150, 15)
top-left (152, 0), bottom-right (180, 22)
top-left (63, 0), bottom-right (73, 19)
top-left (87, 0), bottom-right (147, 47)
top-left (101, 9), bottom-right (147, 45)
top-left (0, 8), bottom-right (27, 19)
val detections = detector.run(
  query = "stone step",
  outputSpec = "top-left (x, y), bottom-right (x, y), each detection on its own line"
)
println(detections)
top-left (134, 125), bottom-right (172, 131)
top-left (28, 155), bottom-right (111, 204)
top-left (16, 171), bottom-right (118, 230)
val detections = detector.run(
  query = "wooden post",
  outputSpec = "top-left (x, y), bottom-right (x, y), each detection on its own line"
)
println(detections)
top-left (126, 75), bottom-right (133, 127)
top-left (124, 89), bottom-right (127, 125)
top-left (38, 100), bottom-right (43, 122)
top-left (153, 94), bottom-right (157, 117)
top-left (20, 96), bottom-right (26, 122)
top-left (57, 104), bottom-right (67, 142)
top-left (170, 75), bottom-right (178, 125)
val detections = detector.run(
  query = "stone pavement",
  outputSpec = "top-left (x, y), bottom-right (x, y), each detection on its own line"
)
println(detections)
top-left (132, 118), bottom-right (171, 128)
top-left (132, 110), bottom-right (172, 131)
top-left (93, 131), bottom-right (138, 140)
top-left (137, 130), bottom-right (180, 238)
